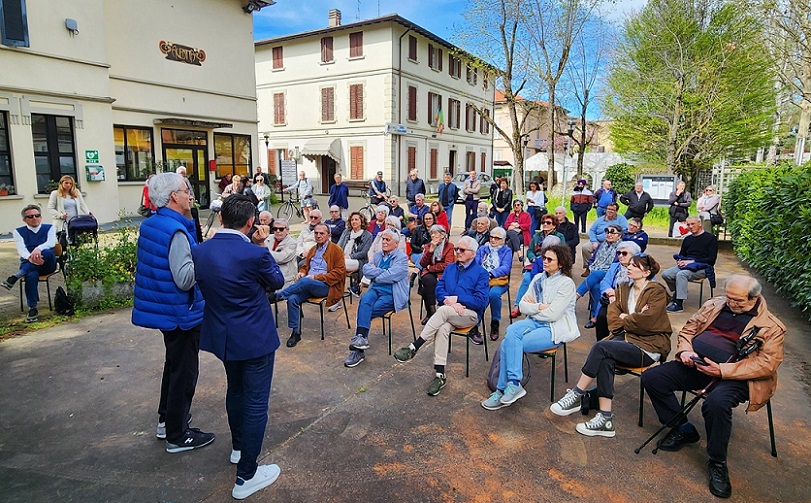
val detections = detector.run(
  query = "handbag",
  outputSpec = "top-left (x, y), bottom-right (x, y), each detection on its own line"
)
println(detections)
top-left (137, 204), bottom-right (152, 218)
top-left (710, 212), bottom-right (724, 225)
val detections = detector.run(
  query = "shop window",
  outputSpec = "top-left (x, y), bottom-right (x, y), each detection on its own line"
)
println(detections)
top-left (349, 32), bottom-right (363, 58)
top-left (32, 114), bottom-right (76, 194)
top-left (0, 112), bottom-right (12, 188)
top-left (214, 133), bottom-right (252, 180)
top-left (0, 0), bottom-right (28, 47)
top-left (114, 125), bottom-right (155, 181)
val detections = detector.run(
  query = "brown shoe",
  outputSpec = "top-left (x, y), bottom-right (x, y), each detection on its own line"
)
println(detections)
top-left (581, 267), bottom-right (590, 277)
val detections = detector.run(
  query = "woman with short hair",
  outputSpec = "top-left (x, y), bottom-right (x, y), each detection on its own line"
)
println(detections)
top-left (418, 225), bottom-right (454, 324)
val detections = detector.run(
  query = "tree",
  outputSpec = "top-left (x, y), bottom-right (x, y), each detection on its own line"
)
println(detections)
top-left (604, 0), bottom-right (777, 185)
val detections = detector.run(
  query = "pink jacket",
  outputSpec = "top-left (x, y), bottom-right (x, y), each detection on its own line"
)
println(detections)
top-left (504, 211), bottom-right (531, 246)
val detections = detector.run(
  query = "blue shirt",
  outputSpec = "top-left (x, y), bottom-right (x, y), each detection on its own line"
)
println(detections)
top-left (310, 242), bottom-right (328, 276)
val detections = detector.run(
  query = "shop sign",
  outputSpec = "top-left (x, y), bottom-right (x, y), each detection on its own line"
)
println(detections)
top-left (159, 40), bottom-right (207, 66)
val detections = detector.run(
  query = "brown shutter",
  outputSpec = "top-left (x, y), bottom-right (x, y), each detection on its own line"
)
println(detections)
top-left (481, 152), bottom-right (486, 172)
top-left (428, 44), bottom-right (434, 69)
top-left (321, 37), bottom-right (333, 62)
top-left (267, 149), bottom-right (277, 175)
top-left (467, 152), bottom-right (475, 171)
top-left (409, 35), bottom-right (417, 60)
top-left (350, 146), bottom-right (364, 179)
top-left (272, 47), bottom-right (283, 69)
top-left (408, 86), bottom-right (417, 122)
top-left (350, 32), bottom-right (363, 57)
top-left (273, 93), bottom-right (285, 124)
top-left (438, 49), bottom-right (443, 71)
top-left (321, 88), bottom-right (335, 122)
top-left (350, 84), bottom-right (363, 119)
top-left (430, 148), bottom-right (438, 179)
top-left (448, 54), bottom-right (453, 76)
top-left (427, 92), bottom-right (433, 124)
top-left (408, 146), bottom-right (417, 170)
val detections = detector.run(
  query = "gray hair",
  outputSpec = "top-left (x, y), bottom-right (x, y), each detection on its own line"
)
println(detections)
top-left (429, 224), bottom-right (447, 235)
top-left (309, 208), bottom-right (322, 220)
top-left (541, 235), bottom-right (562, 249)
top-left (490, 227), bottom-right (506, 239)
top-left (175, 166), bottom-right (187, 175)
top-left (415, 193), bottom-right (425, 200)
top-left (149, 172), bottom-right (185, 208)
top-left (726, 275), bottom-right (762, 299)
top-left (376, 205), bottom-right (390, 216)
top-left (617, 241), bottom-right (642, 255)
top-left (21, 204), bottom-right (42, 218)
top-left (329, 205), bottom-right (341, 212)
top-left (457, 235), bottom-right (479, 253)
top-left (555, 205), bottom-right (566, 214)
top-left (275, 218), bottom-right (290, 229)
top-left (385, 216), bottom-right (401, 229)
top-left (380, 228), bottom-right (401, 243)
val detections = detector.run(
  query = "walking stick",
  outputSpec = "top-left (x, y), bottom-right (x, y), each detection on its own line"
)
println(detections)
top-left (635, 327), bottom-right (761, 455)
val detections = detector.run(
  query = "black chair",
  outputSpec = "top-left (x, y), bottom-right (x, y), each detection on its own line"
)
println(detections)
top-left (526, 343), bottom-right (569, 402)
top-left (448, 318), bottom-right (489, 378)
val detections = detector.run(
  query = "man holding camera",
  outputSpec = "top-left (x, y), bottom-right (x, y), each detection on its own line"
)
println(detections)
top-left (641, 275), bottom-right (785, 499)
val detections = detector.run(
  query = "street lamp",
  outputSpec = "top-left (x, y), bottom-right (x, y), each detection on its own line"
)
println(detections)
top-left (522, 135), bottom-right (529, 192)
top-left (562, 120), bottom-right (575, 207)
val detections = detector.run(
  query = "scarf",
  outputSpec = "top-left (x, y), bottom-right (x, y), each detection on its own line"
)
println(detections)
top-left (432, 239), bottom-right (447, 263)
top-left (346, 228), bottom-right (364, 254)
top-left (481, 245), bottom-right (501, 272)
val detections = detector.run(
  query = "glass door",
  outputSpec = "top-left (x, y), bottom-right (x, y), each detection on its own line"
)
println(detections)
top-left (162, 128), bottom-right (210, 208)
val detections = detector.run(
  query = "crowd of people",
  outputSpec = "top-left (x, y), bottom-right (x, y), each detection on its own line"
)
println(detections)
top-left (12, 169), bottom-right (769, 501)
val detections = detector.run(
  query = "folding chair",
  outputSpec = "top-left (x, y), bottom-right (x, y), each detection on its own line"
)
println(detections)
top-left (381, 300), bottom-right (417, 355)
top-left (615, 364), bottom-right (657, 427)
top-left (689, 276), bottom-right (714, 306)
top-left (304, 296), bottom-right (350, 340)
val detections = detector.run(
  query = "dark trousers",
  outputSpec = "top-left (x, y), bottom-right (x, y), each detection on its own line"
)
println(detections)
top-left (224, 352), bottom-right (276, 480)
top-left (464, 199), bottom-right (478, 230)
top-left (17, 250), bottom-right (57, 308)
top-left (581, 340), bottom-right (654, 399)
top-left (573, 210), bottom-right (589, 234)
top-left (420, 272), bottom-right (439, 311)
top-left (641, 360), bottom-right (748, 463)
top-left (595, 304), bottom-right (610, 341)
top-left (158, 325), bottom-right (201, 443)
top-left (506, 230), bottom-right (522, 253)
top-left (191, 207), bottom-right (203, 243)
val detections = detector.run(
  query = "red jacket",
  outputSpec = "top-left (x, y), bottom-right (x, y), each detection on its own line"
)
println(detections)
top-left (505, 211), bottom-right (531, 246)
top-left (419, 241), bottom-right (454, 276)
top-left (434, 211), bottom-right (449, 231)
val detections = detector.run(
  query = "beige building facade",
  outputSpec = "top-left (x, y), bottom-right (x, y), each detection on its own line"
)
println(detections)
top-left (0, 0), bottom-right (260, 234)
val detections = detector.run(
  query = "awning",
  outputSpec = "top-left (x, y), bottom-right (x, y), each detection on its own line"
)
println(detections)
top-left (301, 138), bottom-right (341, 162)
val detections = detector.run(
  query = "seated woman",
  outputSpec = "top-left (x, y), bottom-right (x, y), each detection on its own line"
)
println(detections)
top-left (429, 201), bottom-right (450, 231)
top-left (550, 254), bottom-right (672, 438)
top-left (577, 223), bottom-right (623, 328)
top-left (367, 205), bottom-right (389, 239)
top-left (504, 200), bottom-right (532, 253)
top-left (510, 216), bottom-right (565, 318)
top-left (594, 241), bottom-right (641, 341)
top-left (409, 211), bottom-right (436, 270)
top-left (481, 244), bottom-right (579, 410)
top-left (338, 212), bottom-right (373, 296)
top-left (474, 227), bottom-right (513, 341)
top-left (387, 195), bottom-right (406, 228)
top-left (367, 216), bottom-right (406, 261)
top-left (417, 225), bottom-right (454, 324)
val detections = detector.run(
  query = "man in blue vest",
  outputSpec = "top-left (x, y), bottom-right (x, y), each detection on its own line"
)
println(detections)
top-left (194, 194), bottom-right (285, 500)
top-left (327, 173), bottom-right (349, 221)
top-left (437, 172), bottom-right (459, 231)
top-left (3, 204), bottom-right (57, 323)
top-left (592, 179), bottom-right (618, 217)
top-left (132, 172), bottom-right (214, 453)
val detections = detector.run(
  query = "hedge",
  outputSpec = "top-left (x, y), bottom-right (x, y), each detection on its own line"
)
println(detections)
top-left (726, 162), bottom-right (811, 318)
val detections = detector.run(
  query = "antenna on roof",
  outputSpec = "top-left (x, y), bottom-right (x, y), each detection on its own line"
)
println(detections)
top-left (357, 0), bottom-right (361, 20)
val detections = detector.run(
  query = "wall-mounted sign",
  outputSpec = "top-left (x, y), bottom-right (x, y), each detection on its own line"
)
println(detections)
top-left (86, 165), bottom-right (105, 182)
top-left (85, 150), bottom-right (99, 163)
top-left (384, 123), bottom-right (409, 135)
top-left (159, 40), bottom-right (206, 66)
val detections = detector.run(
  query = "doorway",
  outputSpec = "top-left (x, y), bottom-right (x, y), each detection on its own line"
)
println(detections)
top-left (162, 129), bottom-right (210, 208)
top-left (321, 156), bottom-right (337, 194)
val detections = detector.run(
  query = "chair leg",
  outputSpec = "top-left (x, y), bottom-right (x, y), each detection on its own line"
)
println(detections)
top-left (319, 302), bottom-right (325, 340)
top-left (19, 279), bottom-right (24, 313)
top-left (698, 281), bottom-right (704, 306)
top-left (482, 322), bottom-right (489, 362)
top-left (342, 297), bottom-right (351, 328)
top-left (563, 343), bottom-right (569, 382)
top-left (637, 376), bottom-right (645, 427)
top-left (45, 278), bottom-right (53, 311)
top-left (407, 302), bottom-right (416, 341)
top-left (274, 300), bottom-right (279, 328)
top-left (464, 333), bottom-right (470, 378)
top-left (767, 401), bottom-right (777, 457)
top-left (549, 352), bottom-right (557, 403)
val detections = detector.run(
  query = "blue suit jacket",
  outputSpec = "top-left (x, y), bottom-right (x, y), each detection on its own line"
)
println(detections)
top-left (194, 232), bottom-right (285, 361)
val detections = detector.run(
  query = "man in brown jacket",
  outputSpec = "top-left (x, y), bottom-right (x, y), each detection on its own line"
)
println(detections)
top-left (642, 275), bottom-right (785, 499)
top-left (276, 223), bottom-right (346, 347)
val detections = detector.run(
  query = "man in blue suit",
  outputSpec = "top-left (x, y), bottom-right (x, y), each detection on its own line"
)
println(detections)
top-left (194, 194), bottom-right (285, 500)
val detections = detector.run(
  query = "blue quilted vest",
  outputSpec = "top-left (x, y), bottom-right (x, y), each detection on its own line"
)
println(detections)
top-left (131, 208), bottom-right (204, 330)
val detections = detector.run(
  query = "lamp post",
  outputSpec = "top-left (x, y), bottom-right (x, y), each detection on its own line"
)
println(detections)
top-left (562, 120), bottom-right (575, 208)
top-left (522, 135), bottom-right (529, 193)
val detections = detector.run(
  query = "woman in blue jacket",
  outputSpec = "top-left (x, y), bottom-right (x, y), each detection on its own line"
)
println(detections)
top-left (475, 227), bottom-right (513, 341)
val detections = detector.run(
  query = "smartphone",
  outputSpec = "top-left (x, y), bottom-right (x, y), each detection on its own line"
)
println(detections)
top-left (690, 355), bottom-right (709, 366)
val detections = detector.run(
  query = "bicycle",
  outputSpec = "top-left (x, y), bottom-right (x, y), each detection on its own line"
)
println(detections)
top-left (359, 188), bottom-right (392, 222)
top-left (276, 193), bottom-right (319, 221)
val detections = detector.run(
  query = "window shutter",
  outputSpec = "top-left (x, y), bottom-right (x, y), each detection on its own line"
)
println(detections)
top-left (467, 152), bottom-right (475, 171)
top-left (1, 0), bottom-right (28, 46)
top-left (273, 93), bottom-right (285, 124)
top-left (428, 44), bottom-right (434, 69)
top-left (350, 84), bottom-right (363, 119)
top-left (448, 54), bottom-right (453, 76)
top-left (350, 146), bottom-right (364, 179)
top-left (272, 47), bottom-right (283, 69)
top-left (408, 86), bottom-right (417, 122)
top-left (481, 152), bottom-right (486, 172)
top-left (427, 92), bottom-right (433, 124)
top-left (430, 148), bottom-right (438, 179)
top-left (408, 35), bottom-right (417, 60)
top-left (438, 49), bottom-right (443, 71)
top-left (321, 37), bottom-right (333, 62)
top-left (350, 32), bottom-right (363, 57)
top-left (321, 87), bottom-right (334, 122)
top-left (267, 149), bottom-right (277, 175)
top-left (408, 146), bottom-right (417, 171)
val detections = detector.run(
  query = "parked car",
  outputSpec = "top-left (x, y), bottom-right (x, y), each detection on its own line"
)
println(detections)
top-left (444, 172), bottom-right (494, 204)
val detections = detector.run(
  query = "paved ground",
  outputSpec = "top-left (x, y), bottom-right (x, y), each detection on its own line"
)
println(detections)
top-left (1, 203), bottom-right (810, 502)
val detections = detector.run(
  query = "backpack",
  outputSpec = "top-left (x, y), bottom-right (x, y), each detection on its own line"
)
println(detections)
top-left (54, 286), bottom-right (74, 316)
top-left (486, 347), bottom-right (531, 392)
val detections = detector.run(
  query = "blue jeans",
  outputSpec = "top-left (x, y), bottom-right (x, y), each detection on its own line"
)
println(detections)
top-left (356, 287), bottom-right (395, 330)
top-left (494, 210), bottom-right (508, 228)
top-left (498, 318), bottom-right (556, 390)
top-left (224, 351), bottom-right (276, 480)
top-left (576, 270), bottom-right (607, 319)
top-left (443, 204), bottom-right (454, 229)
top-left (280, 277), bottom-right (329, 333)
top-left (488, 284), bottom-right (508, 321)
top-left (514, 271), bottom-right (532, 307)
top-left (17, 249), bottom-right (57, 308)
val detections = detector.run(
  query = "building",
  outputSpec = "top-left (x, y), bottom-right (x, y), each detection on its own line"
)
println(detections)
top-left (255, 10), bottom-right (495, 197)
top-left (0, 0), bottom-right (262, 234)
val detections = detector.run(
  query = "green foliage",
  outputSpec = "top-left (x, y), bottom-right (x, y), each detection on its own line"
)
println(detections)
top-left (726, 162), bottom-right (811, 318)
top-left (603, 163), bottom-right (636, 194)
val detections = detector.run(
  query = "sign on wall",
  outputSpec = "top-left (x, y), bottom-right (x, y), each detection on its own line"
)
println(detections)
top-left (85, 150), bottom-right (99, 164)
top-left (159, 40), bottom-right (207, 66)
top-left (641, 175), bottom-right (677, 205)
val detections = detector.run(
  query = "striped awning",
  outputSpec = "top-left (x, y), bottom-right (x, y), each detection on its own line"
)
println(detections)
top-left (301, 138), bottom-right (341, 162)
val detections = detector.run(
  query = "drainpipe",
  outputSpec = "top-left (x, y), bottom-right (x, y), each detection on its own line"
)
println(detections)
top-left (395, 27), bottom-right (412, 197)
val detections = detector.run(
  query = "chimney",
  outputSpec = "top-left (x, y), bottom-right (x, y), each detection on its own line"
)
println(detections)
top-left (328, 9), bottom-right (341, 27)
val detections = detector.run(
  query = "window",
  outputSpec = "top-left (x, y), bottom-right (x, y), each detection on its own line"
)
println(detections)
top-left (448, 99), bottom-right (461, 129)
top-left (321, 37), bottom-right (334, 63)
top-left (349, 32), bottom-right (363, 58)
top-left (350, 145), bottom-right (364, 179)
top-left (321, 87), bottom-right (335, 122)
top-left (448, 54), bottom-right (462, 78)
top-left (349, 84), bottom-right (364, 120)
top-left (273, 93), bottom-right (285, 125)
top-left (214, 133), bottom-right (252, 179)
top-left (480, 109), bottom-right (491, 134)
top-left (114, 126), bottom-right (154, 181)
top-left (407, 146), bottom-right (417, 171)
top-left (0, 112), bottom-right (12, 189)
top-left (0, 0), bottom-right (28, 47)
top-left (272, 46), bottom-right (283, 69)
top-left (407, 85), bottom-right (418, 122)
top-left (481, 152), bottom-right (486, 172)
top-left (466, 151), bottom-right (476, 171)
top-left (466, 64), bottom-right (478, 86)
top-left (428, 44), bottom-right (442, 71)
top-left (31, 114), bottom-right (76, 194)
top-left (429, 148), bottom-right (438, 180)
top-left (465, 104), bottom-right (477, 132)
top-left (408, 35), bottom-right (417, 61)
top-left (427, 92), bottom-right (441, 126)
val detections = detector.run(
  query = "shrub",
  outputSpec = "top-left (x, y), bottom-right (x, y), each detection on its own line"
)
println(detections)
top-left (726, 162), bottom-right (811, 318)
top-left (603, 163), bottom-right (636, 194)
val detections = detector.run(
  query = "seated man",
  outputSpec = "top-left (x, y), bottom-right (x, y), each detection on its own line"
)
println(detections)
top-left (3, 205), bottom-right (57, 323)
top-left (622, 217), bottom-right (648, 252)
top-left (296, 209), bottom-right (322, 260)
top-left (580, 202), bottom-right (628, 274)
top-left (663, 216), bottom-right (718, 312)
top-left (641, 275), bottom-right (785, 499)
top-left (465, 217), bottom-right (491, 248)
top-left (405, 193), bottom-right (430, 237)
top-left (392, 236), bottom-right (489, 396)
top-left (276, 223), bottom-right (346, 347)
top-left (267, 219), bottom-right (298, 289)
top-left (325, 205), bottom-right (346, 244)
top-left (475, 202), bottom-right (498, 231)
top-left (344, 229), bottom-right (409, 368)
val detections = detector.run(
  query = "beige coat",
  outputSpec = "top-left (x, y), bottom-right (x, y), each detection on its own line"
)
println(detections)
top-left (267, 233), bottom-right (298, 288)
top-left (47, 190), bottom-right (89, 229)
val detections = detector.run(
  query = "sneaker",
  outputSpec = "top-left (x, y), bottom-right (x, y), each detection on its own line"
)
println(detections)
top-left (499, 383), bottom-right (527, 405)
top-left (426, 374), bottom-right (446, 396)
top-left (469, 328), bottom-right (484, 346)
top-left (657, 427), bottom-right (701, 452)
top-left (393, 346), bottom-right (416, 362)
top-left (232, 464), bottom-right (281, 500)
top-left (344, 350), bottom-right (365, 368)
top-left (575, 413), bottom-right (616, 438)
top-left (156, 414), bottom-right (193, 439)
top-left (1, 276), bottom-right (17, 290)
top-left (550, 389), bottom-right (583, 416)
top-left (230, 449), bottom-right (241, 464)
top-left (328, 301), bottom-right (343, 312)
top-left (25, 307), bottom-right (38, 323)
top-left (666, 302), bottom-right (684, 313)
top-left (349, 333), bottom-right (370, 351)
top-left (707, 461), bottom-right (732, 498)
top-left (481, 391), bottom-right (506, 410)
top-left (165, 428), bottom-right (216, 453)
top-left (349, 284), bottom-right (361, 297)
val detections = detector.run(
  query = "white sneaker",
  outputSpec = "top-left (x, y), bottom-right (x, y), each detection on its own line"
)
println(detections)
top-left (550, 389), bottom-right (583, 416)
top-left (328, 301), bottom-right (343, 312)
top-left (156, 422), bottom-right (166, 439)
top-left (232, 464), bottom-right (281, 500)
top-left (230, 449), bottom-right (241, 464)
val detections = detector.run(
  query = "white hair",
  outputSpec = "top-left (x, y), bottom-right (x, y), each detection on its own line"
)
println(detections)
top-left (376, 205), bottom-right (390, 217)
top-left (149, 172), bottom-right (185, 208)
top-left (617, 241), bottom-right (642, 255)
top-left (380, 228), bottom-right (401, 243)
top-left (385, 216), bottom-right (401, 229)
top-left (457, 235), bottom-right (479, 253)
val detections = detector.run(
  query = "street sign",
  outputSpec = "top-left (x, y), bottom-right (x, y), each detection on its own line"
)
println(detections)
top-left (85, 150), bottom-right (99, 163)
top-left (384, 123), bottom-right (408, 135)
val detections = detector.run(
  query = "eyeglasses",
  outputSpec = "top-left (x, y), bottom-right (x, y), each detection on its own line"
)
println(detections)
top-left (605, 230), bottom-right (620, 235)
top-left (309, 216), bottom-right (320, 220)
top-left (489, 236), bottom-right (503, 240)
top-left (617, 250), bottom-right (630, 256)
top-left (542, 256), bottom-right (556, 262)
top-left (454, 247), bottom-right (470, 253)
top-left (725, 295), bottom-right (750, 305)
top-left (272, 227), bottom-right (286, 232)
top-left (24, 214), bottom-right (42, 219)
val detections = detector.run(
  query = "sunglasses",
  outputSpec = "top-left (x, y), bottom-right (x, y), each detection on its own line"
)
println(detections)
top-left (617, 250), bottom-right (631, 256)
top-left (542, 256), bottom-right (556, 262)
top-left (454, 247), bottom-right (470, 253)
top-left (605, 230), bottom-right (620, 235)
top-left (272, 227), bottom-right (286, 231)
top-left (309, 216), bottom-right (320, 220)
top-left (542, 221), bottom-right (554, 225)
top-left (24, 214), bottom-right (42, 219)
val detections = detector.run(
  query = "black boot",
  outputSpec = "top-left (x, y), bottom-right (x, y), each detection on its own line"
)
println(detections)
top-left (490, 320), bottom-right (500, 341)
top-left (421, 305), bottom-right (436, 325)
top-left (286, 331), bottom-right (301, 348)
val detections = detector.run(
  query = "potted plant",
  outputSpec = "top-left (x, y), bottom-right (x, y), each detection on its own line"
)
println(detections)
top-left (0, 183), bottom-right (8, 196)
